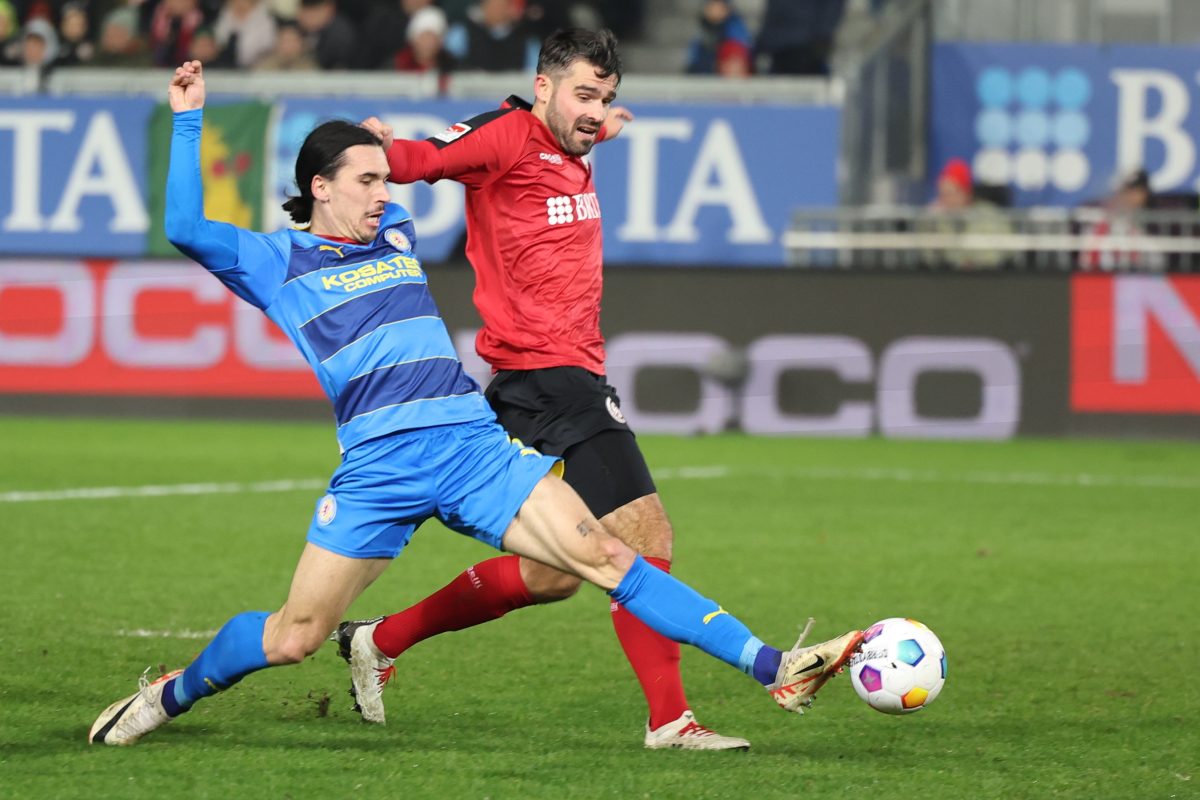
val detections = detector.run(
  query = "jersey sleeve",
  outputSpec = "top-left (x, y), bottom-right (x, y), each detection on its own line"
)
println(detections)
top-left (386, 107), bottom-right (529, 189)
top-left (164, 110), bottom-right (288, 310)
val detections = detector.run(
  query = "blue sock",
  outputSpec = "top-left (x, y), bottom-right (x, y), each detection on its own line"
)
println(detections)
top-left (752, 645), bottom-right (783, 686)
top-left (162, 611), bottom-right (271, 716)
top-left (608, 555), bottom-right (765, 677)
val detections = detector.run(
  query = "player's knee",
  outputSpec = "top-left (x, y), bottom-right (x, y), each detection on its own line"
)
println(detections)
top-left (597, 535), bottom-right (636, 575)
top-left (268, 625), bottom-right (326, 664)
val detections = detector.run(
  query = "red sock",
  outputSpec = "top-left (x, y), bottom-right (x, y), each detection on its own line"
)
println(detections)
top-left (611, 556), bottom-right (689, 730)
top-left (371, 555), bottom-right (533, 658)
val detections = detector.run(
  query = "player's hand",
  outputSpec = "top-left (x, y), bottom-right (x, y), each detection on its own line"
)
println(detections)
top-left (361, 116), bottom-right (394, 149)
top-left (168, 60), bottom-right (206, 112)
top-left (602, 106), bottom-right (634, 140)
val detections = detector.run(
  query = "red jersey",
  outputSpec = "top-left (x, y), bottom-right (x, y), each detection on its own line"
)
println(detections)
top-left (386, 97), bottom-right (607, 374)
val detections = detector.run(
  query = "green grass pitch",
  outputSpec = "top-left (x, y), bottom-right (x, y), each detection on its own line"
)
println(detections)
top-left (0, 415), bottom-right (1196, 799)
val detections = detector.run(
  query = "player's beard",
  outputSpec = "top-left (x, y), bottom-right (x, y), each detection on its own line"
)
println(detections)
top-left (547, 102), bottom-right (598, 156)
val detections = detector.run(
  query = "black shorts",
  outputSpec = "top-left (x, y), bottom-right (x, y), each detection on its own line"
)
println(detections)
top-left (485, 367), bottom-right (656, 518)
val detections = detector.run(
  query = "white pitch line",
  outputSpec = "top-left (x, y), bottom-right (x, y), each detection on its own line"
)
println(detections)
top-left (652, 465), bottom-right (1200, 490)
top-left (115, 628), bottom-right (219, 640)
top-left (0, 478), bottom-right (327, 504)
top-left (651, 466), bottom-right (732, 480)
top-left (4, 464), bottom-right (1198, 505)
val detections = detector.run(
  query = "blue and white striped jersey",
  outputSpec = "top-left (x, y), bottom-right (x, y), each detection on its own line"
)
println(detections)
top-left (166, 111), bottom-right (492, 451)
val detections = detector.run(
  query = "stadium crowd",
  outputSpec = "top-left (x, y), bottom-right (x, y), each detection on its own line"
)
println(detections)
top-left (0, 0), bottom-right (869, 84)
top-left (0, 0), bottom-right (643, 77)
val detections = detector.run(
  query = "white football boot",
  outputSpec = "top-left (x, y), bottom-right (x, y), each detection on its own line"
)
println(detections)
top-left (331, 617), bottom-right (394, 724)
top-left (767, 618), bottom-right (864, 713)
top-left (644, 711), bottom-right (750, 751)
top-left (89, 667), bottom-right (183, 745)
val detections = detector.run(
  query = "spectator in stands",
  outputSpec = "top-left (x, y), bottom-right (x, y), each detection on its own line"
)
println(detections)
top-left (18, 17), bottom-right (57, 87)
top-left (18, 17), bottom-right (56, 70)
top-left (686, 0), bottom-right (752, 77)
top-left (213, 0), bottom-right (276, 68)
top-left (256, 18), bottom-right (315, 69)
top-left (447, 0), bottom-right (532, 72)
top-left (396, 5), bottom-right (453, 81)
top-left (1082, 168), bottom-right (1163, 271)
top-left (925, 157), bottom-right (1011, 269)
top-left (295, 0), bottom-right (356, 69)
top-left (149, 0), bottom-right (206, 67)
top-left (756, 0), bottom-right (846, 76)
top-left (188, 25), bottom-right (231, 64)
top-left (92, 6), bottom-right (152, 66)
top-left (931, 158), bottom-right (975, 213)
top-left (53, 2), bottom-right (94, 66)
top-left (355, 0), bottom-right (431, 70)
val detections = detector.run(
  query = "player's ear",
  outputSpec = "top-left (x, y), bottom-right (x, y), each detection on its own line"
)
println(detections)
top-left (311, 174), bottom-right (329, 203)
top-left (533, 73), bottom-right (553, 105)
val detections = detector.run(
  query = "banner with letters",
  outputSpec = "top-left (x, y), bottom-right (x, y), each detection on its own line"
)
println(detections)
top-left (272, 98), bottom-right (839, 266)
top-left (8, 258), bottom-right (1199, 439)
top-left (931, 43), bottom-right (1200, 207)
top-left (0, 95), bottom-right (839, 266)
top-left (0, 97), bottom-right (154, 256)
top-left (1071, 273), bottom-right (1200, 414)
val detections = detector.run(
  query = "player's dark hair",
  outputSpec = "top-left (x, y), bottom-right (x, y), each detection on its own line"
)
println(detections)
top-left (537, 28), bottom-right (622, 86)
top-left (282, 120), bottom-right (382, 225)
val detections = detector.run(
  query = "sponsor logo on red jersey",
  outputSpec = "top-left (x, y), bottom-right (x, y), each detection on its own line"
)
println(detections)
top-left (545, 193), bottom-right (601, 226)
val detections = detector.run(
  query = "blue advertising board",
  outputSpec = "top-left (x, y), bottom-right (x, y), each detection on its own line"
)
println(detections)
top-left (931, 42), bottom-right (1200, 206)
top-left (0, 96), bottom-right (154, 256)
top-left (274, 98), bottom-right (839, 265)
top-left (0, 94), bottom-right (838, 265)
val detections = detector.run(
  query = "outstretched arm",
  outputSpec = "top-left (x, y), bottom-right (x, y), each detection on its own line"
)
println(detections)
top-left (597, 106), bottom-right (633, 142)
top-left (361, 109), bottom-right (525, 188)
top-left (163, 60), bottom-right (240, 271)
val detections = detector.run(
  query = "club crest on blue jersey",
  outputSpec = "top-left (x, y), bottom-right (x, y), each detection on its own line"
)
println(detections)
top-left (385, 228), bottom-right (412, 253)
top-left (316, 494), bottom-right (337, 526)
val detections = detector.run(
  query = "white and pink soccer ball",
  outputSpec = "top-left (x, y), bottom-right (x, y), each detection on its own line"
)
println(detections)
top-left (849, 618), bottom-right (946, 715)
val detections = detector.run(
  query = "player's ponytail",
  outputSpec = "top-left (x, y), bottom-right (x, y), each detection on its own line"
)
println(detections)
top-left (283, 120), bottom-right (384, 225)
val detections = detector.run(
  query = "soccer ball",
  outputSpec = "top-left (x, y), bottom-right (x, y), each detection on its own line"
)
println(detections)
top-left (849, 618), bottom-right (946, 715)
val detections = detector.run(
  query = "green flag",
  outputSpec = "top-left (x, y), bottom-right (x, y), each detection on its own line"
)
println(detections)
top-left (147, 101), bottom-right (272, 257)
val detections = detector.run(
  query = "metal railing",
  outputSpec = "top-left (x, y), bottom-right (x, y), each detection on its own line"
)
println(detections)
top-left (934, 0), bottom-right (1194, 45)
top-left (783, 206), bottom-right (1200, 271)
top-left (836, 0), bottom-right (934, 206)
top-left (0, 66), bottom-right (837, 104)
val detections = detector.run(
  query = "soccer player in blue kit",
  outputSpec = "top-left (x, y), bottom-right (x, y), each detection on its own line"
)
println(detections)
top-left (88, 60), bottom-right (864, 746)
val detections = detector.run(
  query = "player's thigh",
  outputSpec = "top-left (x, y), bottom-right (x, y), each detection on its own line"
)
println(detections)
top-left (596, 492), bottom-right (672, 560)
top-left (501, 475), bottom-right (634, 591)
top-left (562, 429), bottom-right (668, 555)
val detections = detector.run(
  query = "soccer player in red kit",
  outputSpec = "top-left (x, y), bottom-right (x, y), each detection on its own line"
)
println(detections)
top-left (333, 28), bottom-right (855, 750)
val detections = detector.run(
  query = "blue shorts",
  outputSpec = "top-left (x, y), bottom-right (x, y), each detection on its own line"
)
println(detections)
top-left (306, 418), bottom-right (561, 559)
